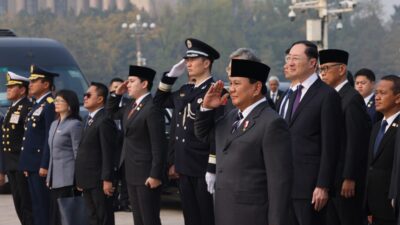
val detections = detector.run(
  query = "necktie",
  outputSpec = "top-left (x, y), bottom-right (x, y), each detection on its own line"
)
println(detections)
top-left (127, 102), bottom-right (137, 119)
top-left (231, 112), bottom-right (244, 134)
top-left (279, 89), bottom-right (293, 117)
top-left (85, 115), bottom-right (93, 129)
top-left (291, 84), bottom-right (304, 117)
top-left (271, 93), bottom-right (276, 103)
top-left (373, 120), bottom-right (388, 156)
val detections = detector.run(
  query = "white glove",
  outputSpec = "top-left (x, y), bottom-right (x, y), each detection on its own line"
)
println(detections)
top-left (167, 59), bottom-right (186, 77)
top-left (205, 172), bottom-right (216, 194)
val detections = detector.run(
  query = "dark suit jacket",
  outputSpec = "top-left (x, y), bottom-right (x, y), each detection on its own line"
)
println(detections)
top-left (107, 94), bottom-right (167, 186)
top-left (367, 116), bottom-right (399, 219)
top-left (289, 78), bottom-right (342, 199)
top-left (334, 83), bottom-right (371, 195)
top-left (0, 97), bottom-right (32, 172)
top-left (267, 90), bottom-right (284, 105)
top-left (75, 108), bottom-right (117, 189)
top-left (195, 101), bottom-right (293, 225)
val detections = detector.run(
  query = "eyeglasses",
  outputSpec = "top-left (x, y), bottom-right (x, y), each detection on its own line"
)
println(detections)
top-left (285, 56), bottom-right (305, 63)
top-left (83, 93), bottom-right (91, 98)
top-left (319, 63), bottom-right (342, 73)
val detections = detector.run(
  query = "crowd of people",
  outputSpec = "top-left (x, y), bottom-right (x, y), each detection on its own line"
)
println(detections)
top-left (0, 37), bottom-right (399, 225)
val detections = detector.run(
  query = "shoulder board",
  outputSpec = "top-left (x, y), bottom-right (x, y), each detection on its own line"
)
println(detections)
top-left (46, 97), bottom-right (54, 104)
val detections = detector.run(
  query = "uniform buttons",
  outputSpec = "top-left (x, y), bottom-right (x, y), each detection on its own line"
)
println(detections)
top-left (184, 126), bottom-right (187, 130)
top-left (23, 137), bottom-right (25, 141)
top-left (175, 136), bottom-right (178, 140)
top-left (3, 148), bottom-right (6, 151)
top-left (37, 149), bottom-right (41, 153)
top-left (177, 124), bottom-right (180, 128)
top-left (182, 139), bottom-right (185, 143)
top-left (8, 148), bottom-right (11, 152)
top-left (2, 135), bottom-right (4, 138)
top-left (179, 112), bottom-right (182, 115)
top-left (24, 128), bottom-right (27, 131)
top-left (2, 141), bottom-right (4, 145)
top-left (21, 147), bottom-right (24, 151)
top-left (6, 141), bottom-right (9, 145)
top-left (6, 135), bottom-right (9, 138)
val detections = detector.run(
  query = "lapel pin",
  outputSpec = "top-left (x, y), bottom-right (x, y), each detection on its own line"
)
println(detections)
top-left (392, 123), bottom-right (398, 127)
top-left (197, 98), bottom-right (203, 104)
top-left (243, 120), bottom-right (249, 131)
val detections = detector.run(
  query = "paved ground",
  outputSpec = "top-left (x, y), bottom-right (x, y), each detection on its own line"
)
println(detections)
top-left (0, 194), bottom-right (184, 225)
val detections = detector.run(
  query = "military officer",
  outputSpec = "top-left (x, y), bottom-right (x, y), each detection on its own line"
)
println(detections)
top-left (154, 38), bottom-right (222, 225)
top-left (19, 65), bottom-right (58, 225)
top-left (0, 71), bottom-right (33, 225)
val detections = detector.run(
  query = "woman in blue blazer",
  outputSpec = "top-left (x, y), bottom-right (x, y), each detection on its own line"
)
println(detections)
top-left (46, 89), bottom-right (82, 225)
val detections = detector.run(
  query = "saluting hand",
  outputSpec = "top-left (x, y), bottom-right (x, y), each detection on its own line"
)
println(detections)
top-left (145, 177), bottom-right (162, 189)
top-left (115, 80), bottom-right (128, 95)
top-left (0, 173), bottom-right (5, 186)
top-left (341, 179), bottom-right (355, 198)
top-left (202, 80), bottom-right (229, 109)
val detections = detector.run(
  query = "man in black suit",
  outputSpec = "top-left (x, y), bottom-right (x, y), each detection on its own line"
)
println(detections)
top-left (195, 59), bottom-right (292, 225)
top-left (75, 82), bottom-right (117, 225)
top-left (0, 72), bottom-right (33, 225)
top-left (366, 75), bottom-right (400, 225)
top-left (319, 49), bottom-right (371, 225)
top-left (267, 75), bottom-right (284, 105)
top-left (107, 65), bottom-right (167, 225)
top-left (285, 41), bottom-right (342, 225)
top-left (154, 38), bottom-right (220, 225)
top-left (355, 68), bottom-right (383, 123)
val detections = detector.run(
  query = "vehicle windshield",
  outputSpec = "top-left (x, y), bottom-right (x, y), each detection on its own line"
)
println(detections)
top-left (0, 66), bottom-right (88, 107)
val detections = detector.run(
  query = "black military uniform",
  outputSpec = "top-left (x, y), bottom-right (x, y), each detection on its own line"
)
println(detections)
top-left (19, 65), bottom-right (58, 225)
top-left (0, 72), bottom-right (33, 225)
top-left (154, 38), bottom-right (222, 225)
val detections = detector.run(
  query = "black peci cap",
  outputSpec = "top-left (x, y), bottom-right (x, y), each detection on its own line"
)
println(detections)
top-left (319, 49), bottom-right (349, 65)
top-left (230, 59), bottom-right (270, 83)
top-left (129, 65), bottom-right (156, 82)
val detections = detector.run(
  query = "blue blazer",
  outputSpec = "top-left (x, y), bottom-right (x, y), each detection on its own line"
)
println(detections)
top-left (46, 118), bottom-right (82, 188)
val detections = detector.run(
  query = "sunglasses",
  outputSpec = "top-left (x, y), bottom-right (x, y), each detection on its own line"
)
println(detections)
top-left (83, 93), bottom-right (92, 98)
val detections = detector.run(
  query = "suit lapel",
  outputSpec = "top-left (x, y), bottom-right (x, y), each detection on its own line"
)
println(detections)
top-left (125, 95), bottom-right (151, 128)
top-left (290, 79), bottom-right (322, 125)
top-left (372, 116), bottom-right (400, 162)
top-left (223, 102), bottom-right (267, 151)
top-left (338, 83), bottom-right (351, 99)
